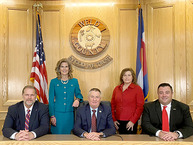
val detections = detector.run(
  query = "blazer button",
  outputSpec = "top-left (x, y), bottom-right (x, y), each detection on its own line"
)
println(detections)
top-left (64, 98), bottom-right (66, 99)
top-left (64, 87), bottom-right (66, 89)
top-left (64, 92), bottom-right (66, 94)
top-left (64, 103), bottom-right (66, 105)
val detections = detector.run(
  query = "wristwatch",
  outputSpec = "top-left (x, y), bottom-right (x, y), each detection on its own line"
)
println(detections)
top-left (175, 131), bottom-right (180, 138)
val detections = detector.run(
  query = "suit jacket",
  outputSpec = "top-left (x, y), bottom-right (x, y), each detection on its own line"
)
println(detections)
top-left (142, 99), bottom-right (193, 138)
top-left (2, 101), bottom-right (49, 138)
top-left (49, 78), bottom-right (83, 116)
top-left (73, 102), bottom-right (116, 137)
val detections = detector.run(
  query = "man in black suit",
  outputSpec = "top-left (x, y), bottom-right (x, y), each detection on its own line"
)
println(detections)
top-left (142, 83), bottom-right (193, 141)
top-left (2, 85), bottom-right (49, 141)
top-left (73, 88), bottom-right (116, 141)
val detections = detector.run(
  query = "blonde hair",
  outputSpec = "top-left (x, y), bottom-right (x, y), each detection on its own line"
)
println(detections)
top-left (55, 58), bottom-right (73, 79)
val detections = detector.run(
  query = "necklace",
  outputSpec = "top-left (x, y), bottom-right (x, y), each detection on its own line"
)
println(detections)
top-left (61, 79), bottom-right (69, 84)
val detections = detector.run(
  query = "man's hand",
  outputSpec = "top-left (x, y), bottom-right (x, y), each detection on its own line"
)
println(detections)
top-left (159, 131), bottom-right (179, 141)
top-left (83, 132), bottom-right (101, 141)
top-left (15, 130), bottom-right (34, 141)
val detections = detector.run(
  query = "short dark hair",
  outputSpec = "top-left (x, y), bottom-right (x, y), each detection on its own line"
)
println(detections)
top-left (89, 88), bottom-right (101, 94)
top-left (22, 85), bottom-right (37, 95)
top-left (157, 83), bottom-right (173, 92)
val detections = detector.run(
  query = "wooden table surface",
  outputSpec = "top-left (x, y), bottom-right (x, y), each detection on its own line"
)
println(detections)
top-left (0, 134), bottom-right (192, 145)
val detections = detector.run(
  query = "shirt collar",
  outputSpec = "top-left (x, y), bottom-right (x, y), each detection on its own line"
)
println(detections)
top-left (90, 106), bottom-right (98, 112)
top-left (23, 103), bottom-right (34, 113)
top-left (160, 102), bottom-right (171, 109)
top-left (119, 83), bottom-right (135, 89)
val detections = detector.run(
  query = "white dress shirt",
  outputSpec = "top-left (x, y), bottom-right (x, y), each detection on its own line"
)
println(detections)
top-left (10, 104), bottom-right (36, 139)
top-left (155, 102), bottom-right (183, 138)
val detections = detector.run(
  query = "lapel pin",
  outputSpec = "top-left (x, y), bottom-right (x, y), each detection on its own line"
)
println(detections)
top-left (99, 110), bottom-right (102, 113)
top-left (173, 108), bottom-right (176, 110)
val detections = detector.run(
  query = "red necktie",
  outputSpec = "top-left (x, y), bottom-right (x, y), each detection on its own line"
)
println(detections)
top-left (25, 109), bottom-right (31, 130)
top-left (162, 106), bottom-right (169, 131)
top-left (91, 110), bottom-right (97, 132)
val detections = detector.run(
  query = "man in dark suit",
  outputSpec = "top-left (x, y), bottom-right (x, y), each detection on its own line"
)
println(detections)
top-left (142, 83), bottom-right (193, 141)
top-left (2, 85), bottom-right (49, 141)
top-left (73, 88), bottom-right (116, 141)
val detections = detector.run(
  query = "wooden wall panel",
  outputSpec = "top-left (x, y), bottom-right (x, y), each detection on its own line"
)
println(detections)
top-left (186, 0), bottom-right (193, 116)
top-left (48, 3), bottom-right (120, 101)
top-left (41, 6), bottom-right (64, 83)
top-left (119, 7), bottom-right (137, 72)
top-left (152, 5), bottom-right (174, 100)
top-left (0, 0), bottom-right (193, 134)
top-left (0, 3), bottom-right (3, 111)
top-left (2, 5), bottom-right (32, 106)
top-left (147, 2), bottom-right (186, 103)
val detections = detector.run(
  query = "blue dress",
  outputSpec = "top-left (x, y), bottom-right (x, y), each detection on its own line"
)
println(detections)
top-left (49, 78), bottom-right (83, 134)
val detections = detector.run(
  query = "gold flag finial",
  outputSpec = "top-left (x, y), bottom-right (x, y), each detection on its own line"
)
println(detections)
top-left (33, 3), bottom-right (43, 12)
top-left (138, 0), bottom-right (141, 8)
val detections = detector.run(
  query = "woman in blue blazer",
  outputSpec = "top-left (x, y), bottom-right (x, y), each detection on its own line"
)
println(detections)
top-left (49, 58), bottom-right (83, 134)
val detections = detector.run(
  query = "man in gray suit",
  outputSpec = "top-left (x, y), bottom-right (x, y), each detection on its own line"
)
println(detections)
top-left (2, 85), bottom-right (49, 141)
top-left (142, 83), bottom-right (193, 141)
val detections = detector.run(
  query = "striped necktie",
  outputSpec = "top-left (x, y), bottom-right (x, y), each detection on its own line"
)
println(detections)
top-left (25, 109), bottom-right (31, 130)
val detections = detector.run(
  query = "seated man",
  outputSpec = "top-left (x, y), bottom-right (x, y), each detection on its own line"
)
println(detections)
top-left (73, 88), bottom-right (116, 141)
top-left (2, 85), bottom-right (49, 141)
top-left (142, 83), bottom-right (193, 141)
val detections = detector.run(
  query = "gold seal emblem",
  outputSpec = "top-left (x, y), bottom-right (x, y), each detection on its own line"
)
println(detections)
top-left (70, 17), bottom-right (110, 57)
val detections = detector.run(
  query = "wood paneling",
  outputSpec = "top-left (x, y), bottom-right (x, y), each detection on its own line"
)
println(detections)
top-left (147, 3), bottom-right (175, 101)
top-left (186, 0), bottom-right (193, 116)
top-left (0, 0), bottom-right (193, 134)
top-left (0, 134), bottom-right (193, 144)
top-left (41, 5), bottom-right (64, 82)
top-left (118, 5), bottom-right (138, 72)
top-left (2, 5), bottom-right (32, 106)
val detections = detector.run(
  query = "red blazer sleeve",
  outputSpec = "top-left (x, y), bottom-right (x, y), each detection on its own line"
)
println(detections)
top-left (130, 86), bottom-right (144, 124)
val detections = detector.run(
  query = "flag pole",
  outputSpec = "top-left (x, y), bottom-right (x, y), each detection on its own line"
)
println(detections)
top-left (31, 2), bottom-right (49, 104)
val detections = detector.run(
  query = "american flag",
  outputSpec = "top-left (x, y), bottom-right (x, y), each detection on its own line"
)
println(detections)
top-left (30, 13), bottom-right (49, 104)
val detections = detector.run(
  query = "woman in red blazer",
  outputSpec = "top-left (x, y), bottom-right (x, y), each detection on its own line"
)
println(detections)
top-left (111, 68), bottom-right (144, 134)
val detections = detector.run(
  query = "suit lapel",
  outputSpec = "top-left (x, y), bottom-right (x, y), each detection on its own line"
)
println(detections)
top-left (155, 100), bottom-right (162, 124)
top-left (170, 100), bottom-right (176, 131)
top-left (18, 102), bottom-right (25, 130)
top-left (97, 104), bottom-right (103, 131)
top-left (86, 104), bottom-right (91, 131)
top-left (29, 101), bottom-right (38, 130)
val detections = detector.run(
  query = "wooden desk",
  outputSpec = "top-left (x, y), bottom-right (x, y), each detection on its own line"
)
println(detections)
top-left (0, 134), bottom-right (192, 145)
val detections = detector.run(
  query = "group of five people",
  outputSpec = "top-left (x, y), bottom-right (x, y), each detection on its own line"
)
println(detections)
top-left (2, 58), bottom-right (193, 141)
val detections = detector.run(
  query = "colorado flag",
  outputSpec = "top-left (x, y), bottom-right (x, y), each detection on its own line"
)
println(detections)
top-left (136, 7), bottom-right (149, 102)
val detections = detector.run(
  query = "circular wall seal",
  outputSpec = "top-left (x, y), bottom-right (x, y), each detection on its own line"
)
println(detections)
top-left (70, 17), bottom-right (110, 57)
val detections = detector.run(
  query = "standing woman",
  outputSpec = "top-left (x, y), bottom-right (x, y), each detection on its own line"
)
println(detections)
top-left (111, 68), bottom-right (144, 134)
top-left (49, 58), bottom-right (83, 134)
